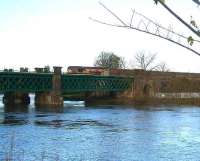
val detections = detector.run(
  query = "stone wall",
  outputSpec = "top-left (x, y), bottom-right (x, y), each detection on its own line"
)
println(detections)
top-left (112, 69), bottom-right (200, 98)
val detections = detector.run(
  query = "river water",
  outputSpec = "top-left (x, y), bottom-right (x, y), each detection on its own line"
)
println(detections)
top-left (1, 97), bottom-right (200, 161)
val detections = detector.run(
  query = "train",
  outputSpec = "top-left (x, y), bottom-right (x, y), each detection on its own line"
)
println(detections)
top-left (67, 66), bottom-right (137, 76)
top-left (67, 66), bottom-right (106, 75)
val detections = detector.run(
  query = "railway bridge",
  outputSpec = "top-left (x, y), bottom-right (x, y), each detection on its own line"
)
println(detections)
top-left (0, 67), bottom-right (133, 106)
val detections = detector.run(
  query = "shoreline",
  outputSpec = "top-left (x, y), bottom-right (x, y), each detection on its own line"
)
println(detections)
top-left (85, 97), bottom-right (200, 107)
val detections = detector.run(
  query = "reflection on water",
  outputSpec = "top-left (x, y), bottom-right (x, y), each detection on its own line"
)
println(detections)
top-left (34, 119), bottom-right (114, 129)
top-left (4, 105), bottom-right (29, 113)
top-left (35, 106), bottom-right (64, 113)
top-left (0, 105), bottom-right (29, 126)
top-left (0, 100), bottom-right (200, 160)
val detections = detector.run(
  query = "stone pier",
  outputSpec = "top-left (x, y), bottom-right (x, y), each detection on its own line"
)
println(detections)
top-left (35, 92), bottom-right (63, 107)
top-left (3, 92), bottom-right (30, 105)
top-left (35, 66), bottom-right (63, 107)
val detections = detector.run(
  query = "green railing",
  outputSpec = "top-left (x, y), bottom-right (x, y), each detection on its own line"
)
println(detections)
top-left (61, 75), bottom-right (132, 92)
top-left (0, 72), bottom-right (53, 93)
top-left (0, 72), bottom-right (133, 93)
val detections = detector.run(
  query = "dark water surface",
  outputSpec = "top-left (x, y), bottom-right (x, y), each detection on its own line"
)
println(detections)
top-left (1, 100), bottom-right (200, 160)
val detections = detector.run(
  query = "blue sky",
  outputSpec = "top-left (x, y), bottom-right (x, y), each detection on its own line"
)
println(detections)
top-left (0, 0), bottom-right (200, 72)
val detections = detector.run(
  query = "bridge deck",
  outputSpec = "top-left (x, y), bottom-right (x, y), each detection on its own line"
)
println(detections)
top-left (0, 72), bottom-right (133, 93)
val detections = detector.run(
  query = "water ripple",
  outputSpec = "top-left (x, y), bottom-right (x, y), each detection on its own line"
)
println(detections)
top-left (34, 119), bottom-right (114, 129)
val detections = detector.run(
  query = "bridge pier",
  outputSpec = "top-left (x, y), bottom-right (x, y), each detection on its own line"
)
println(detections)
top-left (35, 92), bottom-right (63, 107)
top-left (3, 92), bottom-right (30, 105)
top-left (35, 66), bottom-right (63, 107)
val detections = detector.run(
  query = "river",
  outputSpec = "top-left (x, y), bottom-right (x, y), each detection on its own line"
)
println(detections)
top-left (0, 96), bottom-right (200, 161)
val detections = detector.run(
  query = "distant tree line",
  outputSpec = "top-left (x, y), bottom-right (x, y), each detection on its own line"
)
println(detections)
top-left (94, 51), bottom-right (170, 72)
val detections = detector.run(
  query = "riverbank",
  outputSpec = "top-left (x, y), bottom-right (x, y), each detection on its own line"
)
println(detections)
top-left (85, 97), bottom-right (200, 106)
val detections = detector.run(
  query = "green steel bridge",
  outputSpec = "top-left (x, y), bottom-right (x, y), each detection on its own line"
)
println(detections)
top-left (0, 72), bottom-right (133, 93)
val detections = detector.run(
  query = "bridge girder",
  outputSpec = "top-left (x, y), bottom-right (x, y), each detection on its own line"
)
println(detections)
top-left (0, 72), bottom-right (133, 93)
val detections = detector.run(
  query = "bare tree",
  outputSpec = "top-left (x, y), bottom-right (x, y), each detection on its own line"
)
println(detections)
top-left (131, 51), bottom-right (170, 72)
top-left (156, 62), bottom-right (170, 72)
top-left (134, 51), bottom-right (157, 71)
top-left (90, 2), bottom-right (200, 56)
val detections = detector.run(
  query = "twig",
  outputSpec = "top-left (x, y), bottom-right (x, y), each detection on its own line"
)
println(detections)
top-left (99, 2), bottom-right (127, 26)
top-left (130, 9), bottom-right (135, 27)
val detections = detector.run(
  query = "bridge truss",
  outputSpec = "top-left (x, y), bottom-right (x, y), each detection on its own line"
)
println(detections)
top-left (0, 72), bottom-right (133, 93)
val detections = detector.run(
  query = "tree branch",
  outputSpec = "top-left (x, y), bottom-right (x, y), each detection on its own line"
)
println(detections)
top-left (90, 16), bottom-right (200, 56)
top-left (90, 2), bottom-right (200, 56)
top-left (98, 2), bottom-right (127, 26)
top-left (156, 0), bottom-right (200, 37)
top-left (136, 11), bottom-right (200, 43)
